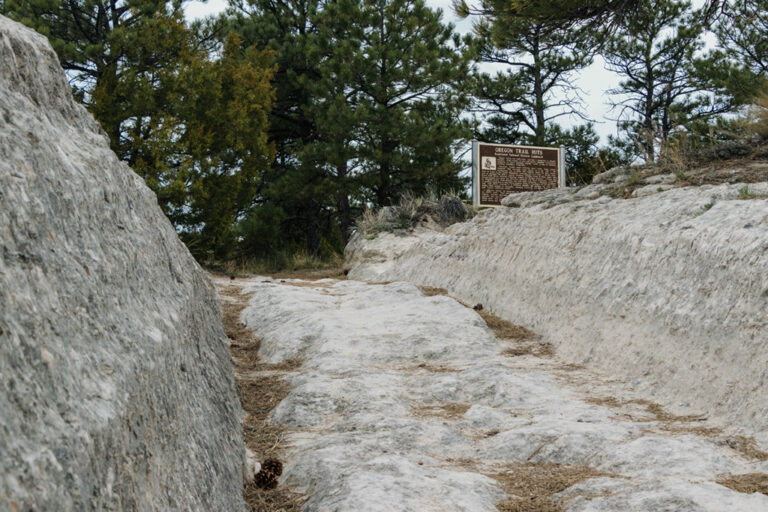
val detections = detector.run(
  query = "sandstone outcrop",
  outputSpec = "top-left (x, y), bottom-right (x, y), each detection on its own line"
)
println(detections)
top-left (0, 16), bottom-right (245, 511)
top-left (345, 176), bottom-right (768, 444)
top-left (232, 276), bottom-right (768, 511)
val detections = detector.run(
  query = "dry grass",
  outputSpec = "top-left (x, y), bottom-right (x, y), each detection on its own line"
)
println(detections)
top-left (356, 193), bottom-right (474, 236)
top-left (582, 396), bottom-right (768, 460)
top-left (744, 90), bottom-right (768, 141)
top-left (237, 377), bottom-right (292, 422)
top-left (274, 279), bottom-right (335, 288)
top-left (219, 286), bottom-right (257, 346)
top-left (413, 402), bottom-right (471, 419)
top-left (478, 310), bottom-right (536, 341)
top-left (502, 343), bottom-right (555, 358)
top-left (721, 436), bottom-right (768, 462)
top-left (418, 286), bottom-right (547, 358)
top-left (490, 462), bottom-right (613, 512)
top-left (641, 400), bottom-right (704, 423)
top-left (584, 397), bottom-right (623, 408)
top-left (554, 363), bottom-right (586, 372)
top-left (266, 267), bottom-right (345, 280)
top-left (219, 283), bottom-right (306, 512)
top-left (717, 473), bottom-right (768, 495)
top-left (587, 397), bottom-right (768, 462)
top-left (597, 139), bottom-right (768, 199)
top-left (584, 397), bottom-right (705, 424)
top-left (414, 362), bottom-right (461, 373)
top-left (243, 480), bottom-right (306, 512)
top-left (659, 424), bottom-right (723, 437)
top-left (478, 310), bottom-right (553, 358)
top-left (209, 250), bottom-right (344, 280)
top-left (420, 286), bottom-right (450, 297)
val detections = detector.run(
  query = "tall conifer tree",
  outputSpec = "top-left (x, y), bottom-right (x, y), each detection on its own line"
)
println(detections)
top-left (231, 0), bottom-right (472, 254)
top-left (603, 0), bottom-right (727, 162)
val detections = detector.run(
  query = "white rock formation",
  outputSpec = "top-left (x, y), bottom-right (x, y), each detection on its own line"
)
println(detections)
top-left (236, 277), bottom-right (768, 511)
top-left (345, 182), bottom-right (768, 446)
top-left (0, 16), bottom-right (245, 511)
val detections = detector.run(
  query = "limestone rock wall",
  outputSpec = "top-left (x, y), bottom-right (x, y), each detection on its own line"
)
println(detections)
top-left (0, 16), bottom-right (245, 511)
top-left (346, 182), bottom-right (768, 442)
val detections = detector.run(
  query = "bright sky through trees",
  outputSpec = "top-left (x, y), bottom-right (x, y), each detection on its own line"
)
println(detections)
top-left (185, 0), bottom-right (714, 144)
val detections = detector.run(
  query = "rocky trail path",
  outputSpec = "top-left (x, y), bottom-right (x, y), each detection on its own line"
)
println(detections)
top-left (215, 276), bottom-right (768, 512)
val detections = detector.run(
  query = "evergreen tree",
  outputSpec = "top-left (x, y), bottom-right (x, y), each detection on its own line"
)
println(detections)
top-left (2, 0), bottom-right (185, 145)
top-left (603, 0), bottom-right (727, 162)
top-left (548, 124), bottom-right (630, 185)
top-left (716, 0), bottom-right (768, 78)
top-left (456, 0), bottom-right (610, 185)
top-left (228, 0), bottom-right (322, 165)
top-left (229, 0), bottom-right (337, 255)
top-left (694, 0), bottom-right (768, 110)
top-left (333, 0), bottom-right (472, 206)
top-left (454, 0), bottom-right (722, 31)
top-left (231, 0), bottom-right (472, 257)
top-left (301, 10), bottom-right (361, 243)
top-left (457, 9), bottom-right (594, 147)
top-left (179, 35), bottom-right (276, 260)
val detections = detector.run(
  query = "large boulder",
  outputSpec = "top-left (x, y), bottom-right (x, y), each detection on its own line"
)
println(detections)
top-left (0, 16), bottom-right (245, 511)
top-left (346, 182), bottom-right (768, 444)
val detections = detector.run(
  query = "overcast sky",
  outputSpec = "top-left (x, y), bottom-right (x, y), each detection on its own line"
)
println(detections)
top-left (185, 0), bottom-right (709, 144)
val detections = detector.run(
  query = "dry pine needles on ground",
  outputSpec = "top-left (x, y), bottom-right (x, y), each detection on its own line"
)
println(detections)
top-left (419, 286), bottom-right (552, 357)
top-left (218, 284), bottom-right (306, 512)
top-left (716, 473), bottom-right (768, 496)
top-left (490, 462), bottom-right (614, 512)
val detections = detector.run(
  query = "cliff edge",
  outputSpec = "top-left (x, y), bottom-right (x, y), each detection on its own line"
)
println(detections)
top-left (0, 16), bottom-right (245, 511)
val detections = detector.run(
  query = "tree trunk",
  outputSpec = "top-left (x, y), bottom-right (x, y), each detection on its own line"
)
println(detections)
top-left (336, 160), bottom-right (352, 245)
top-left (532, 26), bottom-right (546, 146)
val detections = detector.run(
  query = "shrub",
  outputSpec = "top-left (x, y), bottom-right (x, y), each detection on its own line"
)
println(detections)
top-left (355, 194), bottom-right (474, 236)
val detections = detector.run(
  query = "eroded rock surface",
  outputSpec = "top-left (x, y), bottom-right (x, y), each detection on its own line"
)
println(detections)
top-left (0, 16), bottom-right (245, 511)
top-left (232, 277), bottom-right (768, 511)
top-left (345, 181), bottom-right (768, 445)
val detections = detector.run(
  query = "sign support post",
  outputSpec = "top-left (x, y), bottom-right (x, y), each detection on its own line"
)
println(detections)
top-left (559, 146), bottom-right (567, 188)
top-left (472, 140), bottom-right (479, 208)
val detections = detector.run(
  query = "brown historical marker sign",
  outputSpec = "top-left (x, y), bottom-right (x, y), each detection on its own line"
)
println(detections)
top-left (472, 141), bottom-right (565, 207)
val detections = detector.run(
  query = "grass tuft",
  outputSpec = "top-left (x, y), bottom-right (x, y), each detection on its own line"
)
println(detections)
top-left (717, 473), bottom-right (768, 495)
top-left (491, 462), bottom-right (615, 512)
top-left (355, 194), bottom-right (474, 236)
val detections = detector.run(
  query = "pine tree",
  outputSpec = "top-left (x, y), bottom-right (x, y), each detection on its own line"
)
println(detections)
top-left (459, 11), bottom-right (594, 147)
top-left (2, 0), bottom-right (186, 146)
top-left (454, 0), bottom-right (722, 31)
top-left (180, 35), bottom-right (277, 260)
top-left (324, 0), bottom-right (472, 206)
top-left (603, 0), bottom-right (727, 162)
top-left (300, 10), bottom-right (360, 243)
top-left (229, 0), bottom-right (336, 254)
top-left (717, 0), bottom-right (768, 78)
top-left (231, 0), bottom-right (472, 257)
top-left (694, 0), bottom-right (768, 109)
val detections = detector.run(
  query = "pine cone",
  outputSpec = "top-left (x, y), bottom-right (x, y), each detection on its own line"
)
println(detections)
top-left (254, 458), bottom-right (283, 489)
